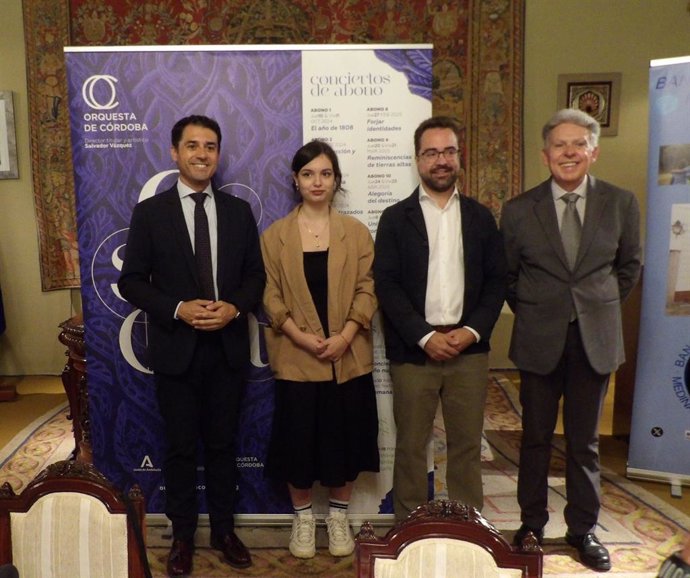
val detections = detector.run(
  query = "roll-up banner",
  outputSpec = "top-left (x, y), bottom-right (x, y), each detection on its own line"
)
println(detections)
top-left (64, 44), bottom-right (432, 520)
top-left (628, 55), bottom-right (690, 491)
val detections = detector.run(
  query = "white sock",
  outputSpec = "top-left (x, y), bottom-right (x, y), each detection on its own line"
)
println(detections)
top-left (294, 503), bottom-right (313, 517)
top-left (329, 499), bottom-right (349, 516)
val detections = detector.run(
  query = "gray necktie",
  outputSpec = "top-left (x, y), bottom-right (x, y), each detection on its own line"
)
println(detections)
top-left (191, 192), bottom-right (215, 301)
top-left (561, 193), bottom-right (582, 270)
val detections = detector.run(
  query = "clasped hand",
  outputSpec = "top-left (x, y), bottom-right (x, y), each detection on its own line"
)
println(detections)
top-left (424, 327), bottom-right (476, 361)
top-left (178, 299), bottom-right (238, 331)
top-left (298, 332), bottom-right (349, 362)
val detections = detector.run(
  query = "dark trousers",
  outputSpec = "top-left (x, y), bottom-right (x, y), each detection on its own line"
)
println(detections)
top-left (155, 332), bottom-right (245, 540)
top-left (517, 321), bottom-right (609, 535)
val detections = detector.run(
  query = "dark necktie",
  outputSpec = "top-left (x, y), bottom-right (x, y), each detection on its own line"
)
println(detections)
top-left (561, 193), bottom-right (582, 270)
top-left (191, 192), bottom-right (215, 301)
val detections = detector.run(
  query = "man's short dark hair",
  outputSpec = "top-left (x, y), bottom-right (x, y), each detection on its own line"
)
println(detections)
top-left (413, 116), bottom-right (463, 155)
top-left (171, 115), bottom-right (222, 149)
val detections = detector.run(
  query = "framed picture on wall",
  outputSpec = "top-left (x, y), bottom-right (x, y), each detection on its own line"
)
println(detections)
top-left (0, 91), bottom-right (18, 179)
top-left (557, 72), bottom-right (621, 137)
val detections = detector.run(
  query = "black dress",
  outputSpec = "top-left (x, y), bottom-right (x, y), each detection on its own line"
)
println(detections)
top-left (265, 250), bottom-right (380, 489)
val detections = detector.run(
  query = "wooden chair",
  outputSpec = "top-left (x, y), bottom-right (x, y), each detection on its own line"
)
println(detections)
top-left (0, 460), bottom-right (149, 578)
top-left (355, 500), bottom-right (542, 578)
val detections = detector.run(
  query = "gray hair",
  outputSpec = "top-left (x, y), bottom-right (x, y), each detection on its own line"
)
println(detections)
top-left (542, 108), bottom-right (601, 148)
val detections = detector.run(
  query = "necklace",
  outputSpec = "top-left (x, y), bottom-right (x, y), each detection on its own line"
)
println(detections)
top-left (298, 214), bottom-right (329, 249)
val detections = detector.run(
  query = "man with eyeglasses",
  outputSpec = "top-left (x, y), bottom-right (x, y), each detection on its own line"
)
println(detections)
top-left (374, 116), bottom-right (507, 520)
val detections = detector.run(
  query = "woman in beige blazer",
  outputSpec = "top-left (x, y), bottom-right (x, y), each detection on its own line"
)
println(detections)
top-left (261, 140), bottom-right (379, 560)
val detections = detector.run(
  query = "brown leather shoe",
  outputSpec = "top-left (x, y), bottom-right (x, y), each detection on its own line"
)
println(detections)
top-left (211, 531), bottom-right (252, 569)
top-left (167, 538), bottom-right (194, 576)
top-left (513, 524), bottom-right (544, 548)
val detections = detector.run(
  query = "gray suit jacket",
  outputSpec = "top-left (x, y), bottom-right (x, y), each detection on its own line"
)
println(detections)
top-left (500, 176), bottom-right (641, 375)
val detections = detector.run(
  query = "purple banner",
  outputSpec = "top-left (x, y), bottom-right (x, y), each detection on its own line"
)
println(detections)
top-left (66, 48), bottom-right (301, 514)
top-left (65, 45), bottom-right (431, 515)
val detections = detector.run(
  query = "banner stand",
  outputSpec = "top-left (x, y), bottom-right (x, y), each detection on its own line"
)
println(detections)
top-left (627, 55), bottom-right (690, 495)
top-left (64, 44), bottom-right (432, 519)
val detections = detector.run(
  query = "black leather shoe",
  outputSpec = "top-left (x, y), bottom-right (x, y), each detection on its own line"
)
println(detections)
top-left (167, 538), bottom-right (194, 576)
top-left (513, 524), bottom-right (544, 547)
top-left (566, 532), bottom-right (611, 571)
top-left (211, 531), bottom-right (252, 569)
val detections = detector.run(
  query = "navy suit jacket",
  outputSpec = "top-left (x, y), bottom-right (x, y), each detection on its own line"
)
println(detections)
top-left (118, 185), bottom-right (265, 375)
top-left (501, 176), bottom-right (641, 375)
top-left (373, 189), bottom-right (507, 365)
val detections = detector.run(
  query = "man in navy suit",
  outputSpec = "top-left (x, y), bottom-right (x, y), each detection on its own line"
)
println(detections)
top-left (501, 109), bottom-right (641, 571)
top-left (119, 115), bottom-right (265, 576)
top-left (374, 116), bottom-right (506, 521)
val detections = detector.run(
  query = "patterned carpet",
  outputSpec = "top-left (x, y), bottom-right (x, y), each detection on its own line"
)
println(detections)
top-left (465, 376), bottom-right (688, 577)
top-left (145, 547), bottom-right (355, 578)
top-left (1, 376), bottom-right (687, 577)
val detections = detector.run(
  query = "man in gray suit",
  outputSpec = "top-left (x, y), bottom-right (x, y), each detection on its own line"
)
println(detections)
top-left (501, 109), bottom-right (641, 572)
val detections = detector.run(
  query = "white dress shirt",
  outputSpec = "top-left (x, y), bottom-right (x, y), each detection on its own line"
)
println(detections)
top-left (417, 184), bottom-right (479, 348)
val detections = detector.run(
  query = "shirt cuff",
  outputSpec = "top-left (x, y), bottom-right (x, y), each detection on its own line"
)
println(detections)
top-left (174, 301), bottom-right (183, 320)
top-left (418, 331), bottom-right (435, 349)
top-left (465, 325), bottom-right (481, 343)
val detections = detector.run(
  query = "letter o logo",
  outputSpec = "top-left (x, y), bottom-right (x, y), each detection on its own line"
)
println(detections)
top-left (82, 75), bottom-right (119, 110)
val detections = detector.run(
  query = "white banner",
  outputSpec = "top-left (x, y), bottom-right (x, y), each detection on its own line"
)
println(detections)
top-left (628, 56), bottom-right (690, 489)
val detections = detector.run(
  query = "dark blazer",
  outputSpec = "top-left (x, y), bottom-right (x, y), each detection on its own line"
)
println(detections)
top-left (118, 185), bottom-right (266, 375)
top-left (501, 176), bottom-right (641, 376)
top-left (373, 189), bottom-right (507, 365)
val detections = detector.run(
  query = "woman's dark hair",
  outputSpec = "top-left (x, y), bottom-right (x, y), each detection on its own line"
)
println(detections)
top-left (291, 140), bottom-right (343, 195)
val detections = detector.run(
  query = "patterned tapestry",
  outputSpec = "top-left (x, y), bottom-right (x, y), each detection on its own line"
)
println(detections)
top-left (23, 0), bottom-right (524, 290)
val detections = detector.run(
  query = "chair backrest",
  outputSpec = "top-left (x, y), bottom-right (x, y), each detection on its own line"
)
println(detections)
top-left (355, 500), bottom-right (542, 578)
top-left (0, 460), bottom-right (148, 578)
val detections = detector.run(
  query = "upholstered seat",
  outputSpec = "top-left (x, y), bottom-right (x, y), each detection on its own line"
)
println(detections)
top-left (0, 460), bottom-right (148, 578)
top-left (355, 500), bottom-right (542, 578)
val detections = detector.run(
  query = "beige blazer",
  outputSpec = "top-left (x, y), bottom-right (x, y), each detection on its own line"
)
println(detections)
top-left (261, 205), bottom-right (377, 384)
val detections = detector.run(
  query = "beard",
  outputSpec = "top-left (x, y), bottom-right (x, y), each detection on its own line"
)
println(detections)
top-left (420, 165), bottom-right (458, 194)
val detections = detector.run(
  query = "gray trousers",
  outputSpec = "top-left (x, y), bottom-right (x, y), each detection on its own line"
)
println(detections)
top-left (517, 321), bottom-right (609, 535)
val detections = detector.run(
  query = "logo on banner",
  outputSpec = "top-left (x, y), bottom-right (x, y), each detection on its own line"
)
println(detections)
top-left (82, 75), bottom-right (119, 110)
top-left (79, 74), bottom-right (150, 138)
top-left (134, 455), bottom-right (160, 472)
top-left (672, 344), bottom-right (690, 410)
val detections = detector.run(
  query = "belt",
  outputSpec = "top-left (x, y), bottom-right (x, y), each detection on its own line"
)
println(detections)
top-left (432, 325), bottom-right (456, 334)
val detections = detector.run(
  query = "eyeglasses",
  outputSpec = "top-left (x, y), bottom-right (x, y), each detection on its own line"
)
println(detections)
top-left (418, 147), bottom-right (459, 162)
